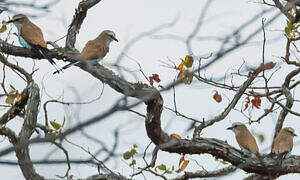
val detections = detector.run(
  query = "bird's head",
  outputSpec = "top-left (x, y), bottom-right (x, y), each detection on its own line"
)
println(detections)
top-left (101, 30), bottom-right (118, 42)
top-left (227, 122), bottom-right (247, 134)
top-left (7, 14), bottom-right (28, 24)
top-left (283, 127), bottom-right (297, 137)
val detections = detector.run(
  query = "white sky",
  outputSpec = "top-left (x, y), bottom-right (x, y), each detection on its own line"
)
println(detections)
top-left (0, 0), bottom-right (299, 179)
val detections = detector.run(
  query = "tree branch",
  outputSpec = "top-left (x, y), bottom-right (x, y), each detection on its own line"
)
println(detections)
top-left (65, 0), bottom-right (102, 49)
top-left (14, 82), bottom-right (43, 180)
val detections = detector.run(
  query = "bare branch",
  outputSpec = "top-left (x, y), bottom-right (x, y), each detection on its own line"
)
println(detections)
top-left (172, 165), bottom-right (237, 180)
top-left (273, 68), bottom-right (299, 139)
top-left (65, 0), bottom-right (102, 49)
top-left (15, 82), bottom-right (43, 180)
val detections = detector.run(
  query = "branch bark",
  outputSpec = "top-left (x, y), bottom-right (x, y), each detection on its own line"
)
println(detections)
top-left (14, 82), bottom-right (43, 180)
top-left (65, 0), bottom-right (102, 49)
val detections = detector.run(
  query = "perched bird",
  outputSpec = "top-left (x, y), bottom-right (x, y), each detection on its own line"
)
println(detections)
top-left (6, 14), bottom-right (60, 72)
top-left (53, 30), bottom-right (118, 74)
top-left (227, 122), bottom-right (259, 155)
top-left (271, 127), bottom-right (297, 157)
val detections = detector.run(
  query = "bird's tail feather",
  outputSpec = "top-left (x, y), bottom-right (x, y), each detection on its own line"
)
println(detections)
top-left (31, 44), bottom-right (62, 73)
top-left (53, 61), bottom-right (79, 75)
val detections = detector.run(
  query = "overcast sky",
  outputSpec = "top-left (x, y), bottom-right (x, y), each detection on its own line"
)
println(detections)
top-left (1, 0), bottom-right (299, 179)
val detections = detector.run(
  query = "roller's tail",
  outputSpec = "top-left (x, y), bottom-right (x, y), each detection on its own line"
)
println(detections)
top-left (31, 44), bottom-right (62, 73)
top-left (53, 61), bottom-right (79, 74)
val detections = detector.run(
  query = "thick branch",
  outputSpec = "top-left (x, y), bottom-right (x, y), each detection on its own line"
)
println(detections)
top-left (15, 82), bottom-right (43, 180)
top-left (158, 138), bottom-right (300, 177)
top-left (273, 68), bottom-right (299, 139)
top-left (173, 165), bottom-right (237, 179)
top-left (272, 0), bottom-right (295, 21)
top-left (65, 0), bottom-right (102, 49)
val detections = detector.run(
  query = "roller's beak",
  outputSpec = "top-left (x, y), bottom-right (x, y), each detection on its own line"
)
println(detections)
top-left (6, 19), bottom-right (15, 23)
top-left (226, 126), bottom-right (233, 130)
top-left (113, 36), bottom-right (118, 42)
top-left (293, 132), bottom-right (297, 137)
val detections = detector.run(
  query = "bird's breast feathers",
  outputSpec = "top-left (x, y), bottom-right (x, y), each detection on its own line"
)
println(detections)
top-left (80, 41), bottom-right (109, 60)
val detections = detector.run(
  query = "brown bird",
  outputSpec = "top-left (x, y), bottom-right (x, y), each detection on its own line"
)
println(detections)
top-left (6, 14), bottom-right (60, 72)
top-left (271, 127), bottom-right (297, 156)
top-left (53, 30), bottom-right (118, 74)
top-left (227, 122), bottom-right (259, 155)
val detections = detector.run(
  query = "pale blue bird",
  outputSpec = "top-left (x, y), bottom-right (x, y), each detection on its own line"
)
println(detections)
top-left (7, 14), bottom-right (60, 72)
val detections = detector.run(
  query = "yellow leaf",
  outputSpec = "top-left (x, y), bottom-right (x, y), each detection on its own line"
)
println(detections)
top-left (50, 120), bottom-right (61, 130)
top-left (176, 160), bottom-right (189, 173)
top-left (5, 95), bottom-right (15, 104)
top-left (178, 63), bottom-right (184, 71)
top-left (16, 93), bottom-right (22, 102)
top-left (183, 55), bottom-right (194, 68)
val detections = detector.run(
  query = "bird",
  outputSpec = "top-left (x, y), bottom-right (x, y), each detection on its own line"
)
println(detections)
top-left (6, 14), bottom-right (60, 72)
top-left (53, 30), bottom-right (118, 74)
top-left (227, 122), bottom-right (259, 155)
top-left (271, 127), bottom-right (297, 157)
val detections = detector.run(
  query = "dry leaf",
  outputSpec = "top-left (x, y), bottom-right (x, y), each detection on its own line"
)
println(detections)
top-left (178, 155), bottom-right (185, 167)
top-left (176, 160), bottom-right (189, 173)
top-left (149, 74), bottom-right (161, 86)
top-left (177, 69), bottom-right (193, 84)
top-left (213, 91), bottom-right (222, 103)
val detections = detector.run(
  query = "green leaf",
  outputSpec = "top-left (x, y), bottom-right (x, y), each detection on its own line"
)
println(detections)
top-left (50, 120), bottom-right (61, 130)
top-left (157, 164), bottom-right (167, 171)
top-left (130, 148), bottom-right (138, 155)
top-left (129, 159), bottom-right (136, 167)
top-left (221, 161), bottom-right (228, 165)
top-left (0, 24), bottom-right (7, 33)
top-left (133, 144), bottom-right (138, 148)
top-left (123, 151), bottom-right (132, 160)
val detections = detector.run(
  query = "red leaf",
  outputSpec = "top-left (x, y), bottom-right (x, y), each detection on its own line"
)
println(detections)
top-left (244, 95), bottom-right (250, 110)
top-left (259, 62), bottom-right (276, 71)
top-left (251, 95), bottom-right (261, 109)
top-left (213, 91), bottom-right (222, 103)
top-left (149, 74), bottom-right (160, 86)
top-left (152, 74), bottom-right (161, 83)
top-left (149, 77), bottom-right (154, 86)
